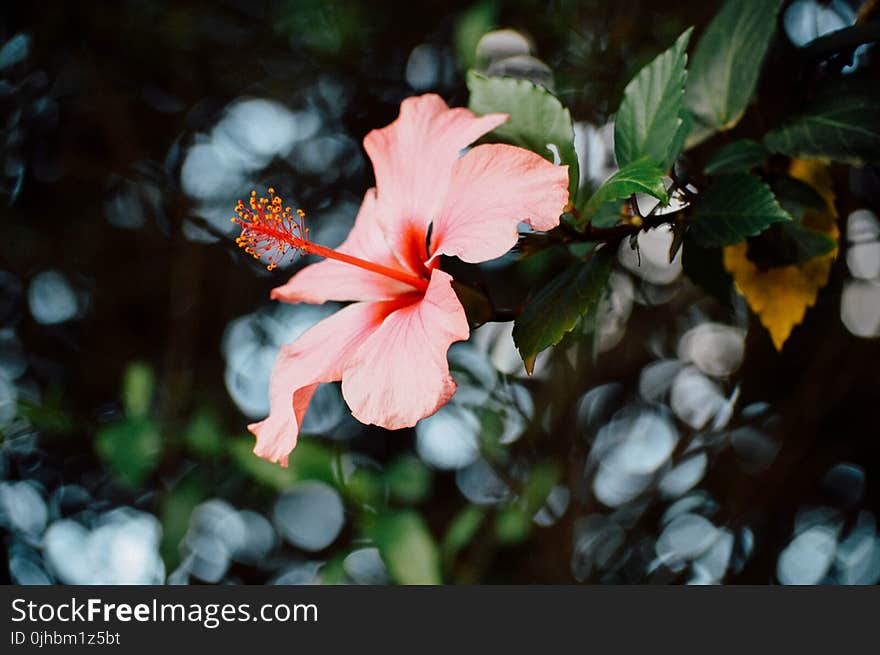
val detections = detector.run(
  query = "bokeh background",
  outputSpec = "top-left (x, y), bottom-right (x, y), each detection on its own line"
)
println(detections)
top-left (1, 0), bottom-right (879, 585)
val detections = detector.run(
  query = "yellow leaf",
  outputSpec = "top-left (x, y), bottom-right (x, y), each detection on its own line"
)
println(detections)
top-left (723, 160), bottom-right (839, 350)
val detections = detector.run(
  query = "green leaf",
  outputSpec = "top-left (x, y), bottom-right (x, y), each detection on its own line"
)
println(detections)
top-left (590, 200), bottom-right (625, 228)
top-left (682, 232), bottom-right (734, 306)
top-left (159, 474), bottom-right (208, 568)
top-left (686, 0), bottom-right (783, 135)
top-left (770, 176), bottom-right (827, 220)
top-left (685, 117), bottom-right (719, 150)
top-left (318, 555), bottom-right (347, 585)
top-left (521, 462), bottom-right (561, 513)
top-left (385, 455), bottom-right (432, 505)
top-left (441, 505), bottom-right (486, 561)
top-left (495, 462), bottom-right (560, 545)
top-left (184, 409), bottom-right (225, 457)
top-left (746, 221), bottom-right (837, 267)
top-left (453, 1), bottom-right (497, 69)
top-left (704, 139), bottom-right (768, 174)
top-left (343, 467), bottom-right (384, 509)
top-left (585, 157), bottom-right (668, 217)
top-left (614, 28), bottom-right (692, 169)
top-left (122, 362), bottom-right (154, 419)
top-left (95, 417), bottom-right (162, 487)
top-left (228, 437), bottom-right (334, 490)
top-left (760, 177), bottom-right (836, 265)
top-left (495, 505), bottom-right (532, 544)
top-left (474, 407), bottom-right (506, 459)
top-left (16, 385), bottom-right (72, 434)
top-left (664, 109), bottom-right (693, 170)
top-left (763, 82), bottom-right (880, 166)
top-left (467, 71), bottom-right (578, 195)
top-left (452, 280), bottom-right (493, 326)
top-left (689, 173), bottom-right (791, 247)
top-left (778, 224), bottom-right (837, 262)
top-left (512, 249), bottom-right (614, 373)
top-left (371, 511), bottom-right (441, 585)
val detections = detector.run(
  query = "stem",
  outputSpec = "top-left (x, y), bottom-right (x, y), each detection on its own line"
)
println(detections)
top-left (581, 211), bottom-right (679, 243)
top-left (520, 203), bottom-right (686, 255)
top-left (857, 0), bottom-right (880, 24)
top-left (799, 22), bottom-right (880, 61)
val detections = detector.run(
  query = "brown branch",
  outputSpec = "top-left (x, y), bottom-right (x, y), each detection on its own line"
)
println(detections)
top-left (518, 202), bottom-right (687, 256)
top-left (857, 0), bottom-right (880, 24)
top-left (799, 22), bottom-right (880, 61)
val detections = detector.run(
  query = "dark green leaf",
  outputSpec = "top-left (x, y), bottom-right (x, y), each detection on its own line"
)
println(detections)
top-left (160, 474), bottom-right (208, 568)
top-left (452, 280), bottom-right (493, 326)
top-left (689, 173), bottom-right (791, 247)
top-left (16, 386), bottom-right (72, 434)
top-left (764, 82), bottom-right (880, 165)
top-left (184, 409), bottom-right (225, 457)
top-left (95, 417), bottom-right (162, 487)
top-left (512, 249), bottom-right (614, 372)
top-left (746, 222), bottom-right (836, 267)
top-left (494, 462), bottom-right (559, 545)
top-left (585, 157), bottom-right (668, 217)
top-left (686, 117), bottom-right (719, 150)
top-left (590, 200), bottom-right (625, 228)
top-left (682, 231), bottom-right (734, 306)
top-left (750, 176), bottom-right (836, 266)
top-left (686, 0), bottom-right (783, 138)
top-left (664, 109), bottom-right (693, 170)
top-left (770, 176), bottom-right (827, 220)
top-left (343, 467), bottom-right (384, 508)
top-left (614, 28), bottom-right (692, 169)
top-left (441, 506), bottom-right (486, 562)
top-left (474, 407), bottom-right (506, 458)
top-left (704, 139), bottom-right (768, 174)
top-left (385, 455), bottom-right (432, 505)
top-left (776, 224), bottom-right (837, 263)
top-left (371, 511), bottom-right (441, 585)
top-left (468, 71), bottom-right (578, 195)
top-left (521, 462), bottom-right (561, 513)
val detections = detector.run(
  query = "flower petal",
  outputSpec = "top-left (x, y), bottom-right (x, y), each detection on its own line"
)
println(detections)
top-left (364, 94), bottom-right (506, 272)
top-left (341, 269), bottom-right (469, 430)
top-left (249, 299), bottom-right (402, 465)
top-left (430, 143), bottom-right (569, 263)
top-left (271, 189), bottom-right (414, 304)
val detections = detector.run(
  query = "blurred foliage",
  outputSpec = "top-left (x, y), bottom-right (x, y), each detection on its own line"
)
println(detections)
top-left (385, 455), bottom-right (432, 505)
top-left (228, 438), bottom-right (335, 490)
top-left (494, 462), bottom-right (560, 544)
top-left (454, 0), bottom-right (499, 70)
top-left (1, 0), bottom-right (879, 588)
top-left (369, 511), bottom-right (442, 585)
top-left (95, 418), bottom-right (162, 487)
top-left (96, 363), bottom-right (162, 486)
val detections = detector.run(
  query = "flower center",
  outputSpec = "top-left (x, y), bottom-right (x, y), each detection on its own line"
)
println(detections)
top-left (231, 189), bottom-right (430, 293)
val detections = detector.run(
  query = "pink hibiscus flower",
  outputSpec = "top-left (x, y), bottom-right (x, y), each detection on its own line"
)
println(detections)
top-left (233, 94), bottom-right (568, 466)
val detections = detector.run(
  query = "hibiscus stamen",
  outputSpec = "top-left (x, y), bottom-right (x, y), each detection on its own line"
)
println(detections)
top-left (232, 189), bottom-right (430, 292)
